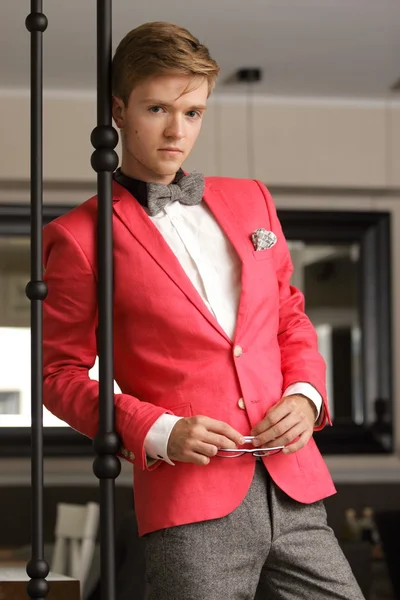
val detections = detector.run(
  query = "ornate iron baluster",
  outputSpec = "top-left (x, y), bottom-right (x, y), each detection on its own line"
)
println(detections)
top-left (25, 2), bottom-right (49, 599)
top-left (91, 2), bottom-right (120, 600)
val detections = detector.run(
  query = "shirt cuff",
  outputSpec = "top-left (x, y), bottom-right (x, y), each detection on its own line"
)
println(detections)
top-left (144, 413), bottom-right (183, 466)
top-left (283, 382), bottom-right (323, 422)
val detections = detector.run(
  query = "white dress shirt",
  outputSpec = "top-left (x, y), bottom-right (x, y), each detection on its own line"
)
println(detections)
top-left (142, 199), bottom-right (322, 465)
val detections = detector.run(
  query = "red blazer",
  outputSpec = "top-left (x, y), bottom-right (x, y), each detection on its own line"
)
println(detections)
top-left (42, 177), bottom-right (335, 536)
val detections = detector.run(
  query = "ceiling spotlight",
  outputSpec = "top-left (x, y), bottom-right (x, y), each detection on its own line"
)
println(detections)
top-left (235, 68), bottom-right (263, 83)
top-left (390, 76), bottom-right (400, 92)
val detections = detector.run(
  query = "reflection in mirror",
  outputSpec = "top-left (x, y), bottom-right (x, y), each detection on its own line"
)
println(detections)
top-left (281, 209), bottom-right (392, 455)
top-left (0, 236), bottom-right (120, 429)
top-left (288, 241), bottom-right (362, 426)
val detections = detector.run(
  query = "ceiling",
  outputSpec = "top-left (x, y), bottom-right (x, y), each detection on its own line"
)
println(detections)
top-left (1, 0), bottom-right (400, 99)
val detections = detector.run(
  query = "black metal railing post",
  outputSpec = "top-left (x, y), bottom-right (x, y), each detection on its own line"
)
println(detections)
top-left (25, 2), bottom-right (49, 599)
top-left (90, 1), bottom-right (120, 600)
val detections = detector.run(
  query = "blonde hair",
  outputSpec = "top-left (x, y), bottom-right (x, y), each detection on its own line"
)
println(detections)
top-left (112, 21), bottom-right (220, 104)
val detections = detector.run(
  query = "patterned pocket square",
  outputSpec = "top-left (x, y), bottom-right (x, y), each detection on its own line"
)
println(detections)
top-left (251, 228), bottom-right (277, 251)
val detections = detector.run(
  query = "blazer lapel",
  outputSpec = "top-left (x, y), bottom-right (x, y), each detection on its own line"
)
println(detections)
top-left (202, 183), bottom-right (252, 343)
top-left (112, 181), bottom-right (231, 343)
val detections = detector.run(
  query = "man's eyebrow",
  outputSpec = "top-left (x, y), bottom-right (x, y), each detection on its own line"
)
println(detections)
top-left (141, 99), bottom-right (207, 111)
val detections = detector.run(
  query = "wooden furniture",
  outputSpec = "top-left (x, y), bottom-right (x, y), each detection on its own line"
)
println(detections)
top-left (0, 566), bottom-right (79, 600)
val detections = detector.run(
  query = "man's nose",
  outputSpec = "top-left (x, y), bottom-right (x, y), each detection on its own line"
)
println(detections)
top-left (164, 116), bottom-right (185, 139)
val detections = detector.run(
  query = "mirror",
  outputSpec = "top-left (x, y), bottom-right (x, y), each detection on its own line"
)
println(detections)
top-left (0, 235), bottom-right (122, 430)
top-left (281, 209), bottom-right (393, 454)
top-left (0, 205), bottom-right (393, 456)
top-left (288, 241), bottom-right (362, 426)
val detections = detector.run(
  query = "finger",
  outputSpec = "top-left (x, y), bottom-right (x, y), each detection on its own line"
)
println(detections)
top-left (251, 399), bottom-right (292, 436)
top-left (176, 443), bottom-right (216, 465)
top-left (187, 441), bottom-right (219, 466)
top-left (203, 431), bottom-right (239, 450)
top-left (193, 454), bottom-right (211, 466)
top-left (262, 422), bottom-right (307, 449)
top-left (195, 440), bottom-right (220, 458)
top-left (252, 413), bottom-right (299, 446)
top-left (282, 431), bottom-right (312, 454)
top-left (202, 417), bottom-right (245, 445)
top-left (184, 451), bottom-right (211, 466)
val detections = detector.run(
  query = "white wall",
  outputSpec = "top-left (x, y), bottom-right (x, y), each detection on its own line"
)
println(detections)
top-left (0, 90), bottom-right (399, 189)
top-left (0, 89), bottom-right (399, 486)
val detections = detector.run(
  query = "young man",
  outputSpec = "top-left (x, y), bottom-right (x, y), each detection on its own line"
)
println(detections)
top-left (43, 21), bottom-right (365, 600)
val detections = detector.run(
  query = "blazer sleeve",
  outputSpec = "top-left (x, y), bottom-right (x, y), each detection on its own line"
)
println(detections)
top-left (43, 220), bottom-right (170, 470)
top-left (255, 181), bottom-right (332, 429)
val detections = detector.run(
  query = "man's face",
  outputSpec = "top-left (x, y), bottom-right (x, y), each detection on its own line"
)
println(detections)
top-left (112, 74), bottom-right (208, 184)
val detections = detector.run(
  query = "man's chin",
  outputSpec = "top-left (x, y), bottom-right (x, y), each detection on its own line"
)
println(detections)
top-left (154, 159), bottom-right (185, 176)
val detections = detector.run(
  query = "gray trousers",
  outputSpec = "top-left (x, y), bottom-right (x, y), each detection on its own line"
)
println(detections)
top-left (144, 462), bottom-right (365, 600)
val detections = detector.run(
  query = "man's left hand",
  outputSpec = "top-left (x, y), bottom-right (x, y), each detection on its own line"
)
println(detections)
top-left (250, 394), bottom-right (316, 454)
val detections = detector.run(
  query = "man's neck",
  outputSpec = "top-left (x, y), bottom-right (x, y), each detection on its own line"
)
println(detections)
top-left (120, 159), bottom-right (176, 185)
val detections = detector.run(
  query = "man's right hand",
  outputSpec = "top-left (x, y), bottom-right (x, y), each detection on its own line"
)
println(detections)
top-left (167, 416), bottom-right (245, 465)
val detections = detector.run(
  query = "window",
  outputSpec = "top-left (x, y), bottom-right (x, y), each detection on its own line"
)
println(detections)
top-left (0, 391), bottom-right (20, 415)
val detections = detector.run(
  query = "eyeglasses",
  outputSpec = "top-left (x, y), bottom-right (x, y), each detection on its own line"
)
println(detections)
top-left (216, 436), bottom-right (284, 459)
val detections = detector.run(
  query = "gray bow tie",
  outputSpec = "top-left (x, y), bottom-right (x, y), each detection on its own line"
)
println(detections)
top-left (146, 171), bottom-right (205, 217)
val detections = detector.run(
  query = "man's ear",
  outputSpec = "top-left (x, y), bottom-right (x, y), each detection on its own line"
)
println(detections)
top-left (112, 96), bottom-right (125, 129)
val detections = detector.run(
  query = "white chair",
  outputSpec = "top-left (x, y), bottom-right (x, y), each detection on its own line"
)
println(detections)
top-left (51, 501), bottom-right (100, 598)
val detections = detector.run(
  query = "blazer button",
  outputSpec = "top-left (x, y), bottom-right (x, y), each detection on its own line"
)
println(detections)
top-left (233, 345), bottom-right (243, 357)
top-left (128, 451), bottom-right (135, 460)
top-left (121, 448), bottom-right (129, 458)
top-left (238, 398), bottom-right (246, 409)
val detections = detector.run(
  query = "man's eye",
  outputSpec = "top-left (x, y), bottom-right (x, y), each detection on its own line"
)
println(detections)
top-left (149, 106), bottom-right (163, 113)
